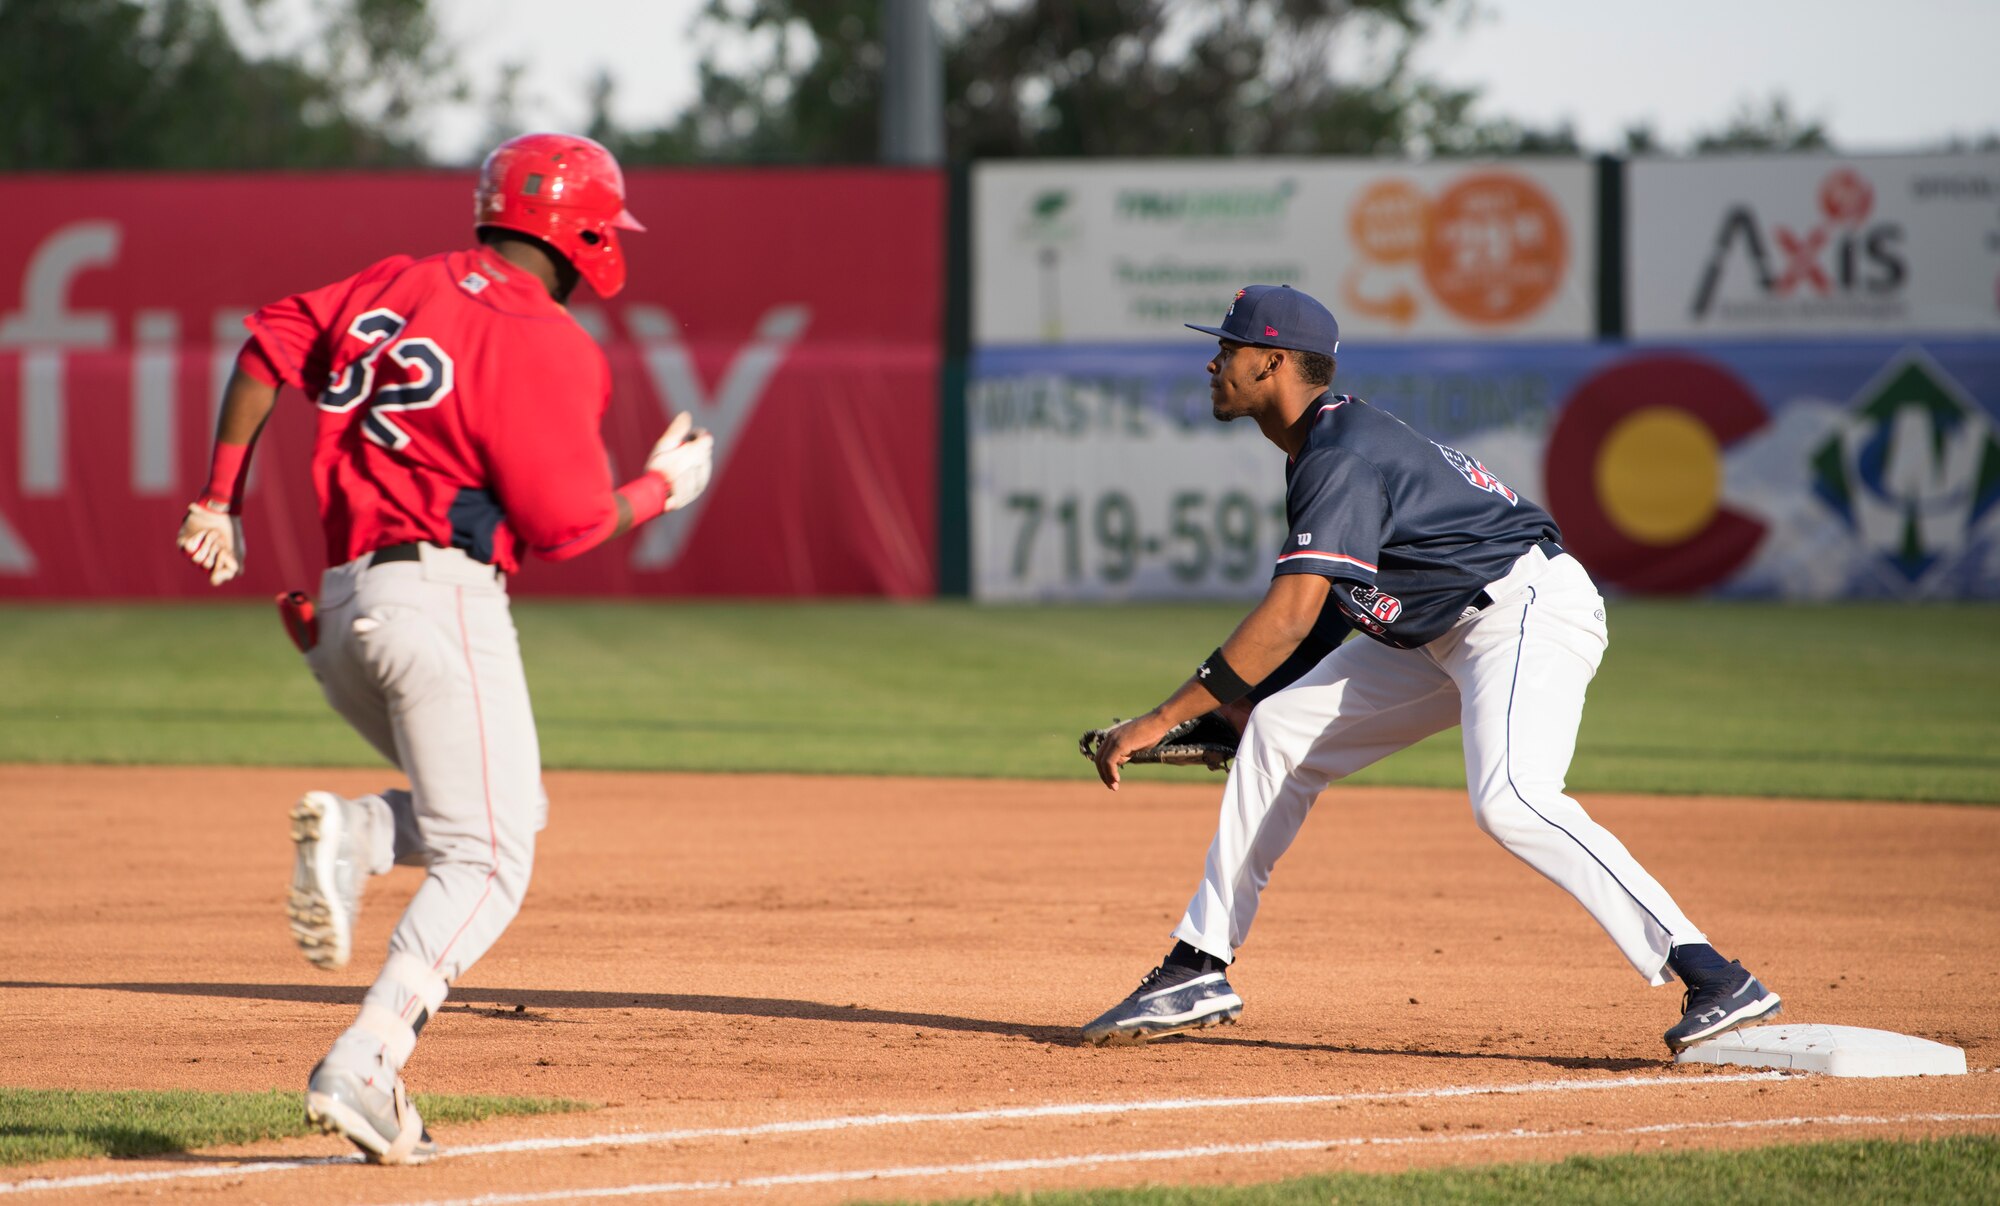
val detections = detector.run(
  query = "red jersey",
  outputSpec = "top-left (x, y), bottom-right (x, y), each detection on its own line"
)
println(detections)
top-left (244, 246), bottom-right (622, 573)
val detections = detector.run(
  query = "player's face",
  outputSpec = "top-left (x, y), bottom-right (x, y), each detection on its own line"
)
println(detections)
top-left (1207, 340), bottom-right (1268, 421)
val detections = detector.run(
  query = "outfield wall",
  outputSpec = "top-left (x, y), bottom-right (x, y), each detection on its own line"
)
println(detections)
top-left (965, 151), bottom-right (2000, 601)
top-left (968, 339), bottom-right (2000, 601)
top-left (1627, 152), bottom-right (2000, 338)
top-left (972, 158), bottom-right (1597, 343)
top-left (3, 152), bottom-right (1997, 601)
top-left (0, 170), bottom-right (944, 599)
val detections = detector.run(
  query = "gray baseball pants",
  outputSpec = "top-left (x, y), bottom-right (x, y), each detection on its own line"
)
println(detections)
top-left (305, 543), bottom-right (545, 1070)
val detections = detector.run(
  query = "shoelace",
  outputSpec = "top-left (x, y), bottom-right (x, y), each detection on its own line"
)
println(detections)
top-left (1131, 962), bottom-right (1211, 999)
top-left (1682, 969), bottom-right (1750, 1014)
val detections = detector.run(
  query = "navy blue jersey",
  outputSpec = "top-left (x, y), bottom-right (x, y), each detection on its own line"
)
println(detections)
top-left (1277, 395), bottom-right (1560, 648)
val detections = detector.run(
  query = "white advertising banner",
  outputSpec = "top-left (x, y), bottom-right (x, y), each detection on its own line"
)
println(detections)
top-left (969, 361), bottom-right (1287, 602)
top-left (973, 159), bottom-right (1597, 344)
top-left (1628, 152), bottom-right (2000, 338)
top-left (970, 339), bottom-right (2000, 603)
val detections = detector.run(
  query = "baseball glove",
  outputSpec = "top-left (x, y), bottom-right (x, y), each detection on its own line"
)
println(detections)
top-left (1078, 712), bottom-right (1239, 771)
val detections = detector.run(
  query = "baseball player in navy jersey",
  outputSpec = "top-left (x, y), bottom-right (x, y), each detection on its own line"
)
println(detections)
top-left (175, 133), bottom-right (713, 1163)
top-left (1083, 285), bottom-right (1780, 1054)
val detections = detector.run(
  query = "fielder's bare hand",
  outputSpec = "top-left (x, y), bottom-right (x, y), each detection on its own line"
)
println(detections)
top-left (1093, 710), bottom-right (1176, 790)
top-left (176, 500), bottom-right (246, 586)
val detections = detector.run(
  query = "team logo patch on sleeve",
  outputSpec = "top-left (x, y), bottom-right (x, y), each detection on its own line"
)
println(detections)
top-left (1436, 444), bottom-right (1519, 505)
top-left (1343, 585), bottom-right (1403, 632)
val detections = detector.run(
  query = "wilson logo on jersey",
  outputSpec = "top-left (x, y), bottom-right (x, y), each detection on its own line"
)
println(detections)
top-left (1436, 444), bottom-right (1518, 505)
top-left (318, 307), bottom-right (457, 451)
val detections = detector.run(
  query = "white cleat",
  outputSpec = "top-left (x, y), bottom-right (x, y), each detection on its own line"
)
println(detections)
top-left (305, 1060), bottom-right (438, 1165)
top-left (287, 791), bottom-right (366, 970)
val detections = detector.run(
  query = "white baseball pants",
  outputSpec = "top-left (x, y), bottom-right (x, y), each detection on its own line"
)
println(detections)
top-left (1173, 549), bottom-right (1705, 985)
top-left (306, 544), bottom-right (545, 1062)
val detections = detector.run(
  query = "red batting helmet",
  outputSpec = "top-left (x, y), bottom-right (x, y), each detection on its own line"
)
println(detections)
top-left (475, 132), bottom-right (645, 298)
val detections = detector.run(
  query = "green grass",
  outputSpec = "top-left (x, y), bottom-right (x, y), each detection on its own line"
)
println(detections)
top-left (874, 1135), bottom-right (2000, 1205)
top-left (1, 600), bottom-right (1995, 802)
top-left (0, 1086), bottom-right (588, 1166)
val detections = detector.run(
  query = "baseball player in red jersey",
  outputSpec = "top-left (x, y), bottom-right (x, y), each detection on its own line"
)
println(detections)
top-left (174, 133), bottom-right (711, 1164)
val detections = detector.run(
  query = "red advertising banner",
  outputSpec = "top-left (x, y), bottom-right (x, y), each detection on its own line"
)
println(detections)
top-left (0, 169), bottom-right (943, 598)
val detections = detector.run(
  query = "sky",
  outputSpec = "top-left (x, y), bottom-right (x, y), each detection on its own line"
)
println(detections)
top-left (1411, 0), bottom-right (2000, 155)
top-left (234, 0), bottom-right (2000, 163)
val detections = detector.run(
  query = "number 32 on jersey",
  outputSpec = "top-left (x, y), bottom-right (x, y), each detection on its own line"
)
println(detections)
top-left (318, 308), bottom-right (456, 451)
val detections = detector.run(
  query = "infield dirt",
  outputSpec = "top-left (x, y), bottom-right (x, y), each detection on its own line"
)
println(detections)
top-left (1, 766), bottom-right (1996, 1203)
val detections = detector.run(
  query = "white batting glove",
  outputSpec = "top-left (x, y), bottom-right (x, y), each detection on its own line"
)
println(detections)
top-left (178, 500), bottom-right (246, 586)
top-left (645, 411), bottom-right (715, 513)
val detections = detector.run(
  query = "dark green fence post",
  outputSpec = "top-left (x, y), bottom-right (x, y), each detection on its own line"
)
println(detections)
top-left (935, 159), bottom-right (973, 597)
top-left (1596, 153), bottom-right (1626, 340)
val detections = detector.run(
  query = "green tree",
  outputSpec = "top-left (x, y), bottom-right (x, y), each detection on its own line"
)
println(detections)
top-left (593, 1), bottom-right (885, 164)
top-left (1691, 94), bottom-right (1831, 154)
top-left (1622, 122), bottom-right (1665, 155)
top-left (302, 0), bottom-right (465, 152)
top-left (599, 0), bottom-right (1543, 164)
top-left (0, 0), bottom-right (448, 169)
top-left (947, 0), bottom-right (1469, 157)
top-left (1399, 83), bottom-right (1582, 157)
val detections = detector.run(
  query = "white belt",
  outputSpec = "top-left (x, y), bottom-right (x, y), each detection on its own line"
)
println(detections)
top-left (1456, 540), bottom-right (1566, 625)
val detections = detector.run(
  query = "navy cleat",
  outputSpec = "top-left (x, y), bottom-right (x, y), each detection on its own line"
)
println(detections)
top-left (1664, 960), bottom-right (1782, 1052)
top-left (1082, 962), bottom-right (1243, 1046)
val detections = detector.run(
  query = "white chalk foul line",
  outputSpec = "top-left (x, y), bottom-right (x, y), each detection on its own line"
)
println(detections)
top-left (0, 1069), bottom-right (1794, 1197)
top-left (0, 1155), bottom-right (366, 1197)
top-left (445, 1070), bottom-right (1790, 1158)
top-left (382, 1111), bottom-right (2000, 1206)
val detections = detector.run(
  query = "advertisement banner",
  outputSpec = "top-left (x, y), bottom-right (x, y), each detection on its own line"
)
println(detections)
top-left (973, 159), bottom-right (1596, 345)
top-left (1628, 151), bottom-right (2000, 338)
top-left (970, 339), bottom-right (2000, 601)
top-left (0, 170), bottom-right (943, 599)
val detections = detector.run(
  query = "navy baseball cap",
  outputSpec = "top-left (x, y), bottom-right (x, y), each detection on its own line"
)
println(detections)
top-left (1186, 285), bottom-right (1340, 357)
